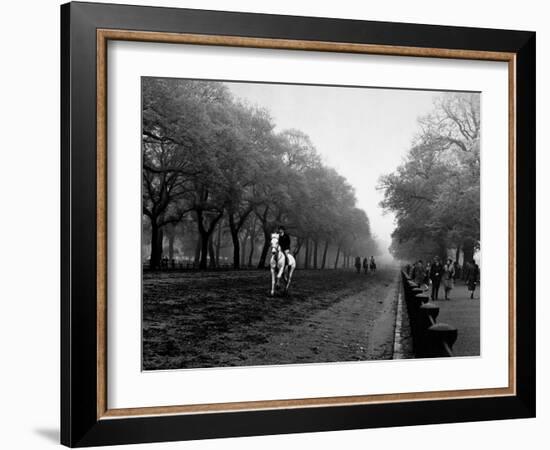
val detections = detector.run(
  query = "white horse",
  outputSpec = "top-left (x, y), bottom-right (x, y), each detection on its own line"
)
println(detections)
top-left (270, 233), bottom-right (296, 296)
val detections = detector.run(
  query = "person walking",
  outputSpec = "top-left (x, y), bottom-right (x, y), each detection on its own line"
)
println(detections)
top-left (429, 256), bottom-right (444, 301)
top-left (463, 261), bottom-right (472, 282)
top-left (424, 262), bottom-right (432, 287)
top-left (453, 260), bottom-right (461, 280)
top-left (363, 257), bottom-right (369, 274)
top-left (466, 260), bottom-right (480, 299)
top-left (442, 258), bottom-right (455, 300)
top-left (412, 260), bottom-right (425, 286)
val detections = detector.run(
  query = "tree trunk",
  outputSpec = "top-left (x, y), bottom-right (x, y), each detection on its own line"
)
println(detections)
top-left (228, 214), bottom-right (241, 269)
top-left (215, 222), bottom-right (222, 266)
top-left (241, 235), bottom-right (247, 267)
top-left (257, 228), bottom-right (271, 269)
top-left (199, 230), bottom-right (209, 270)
top-left (334, 246), bottom-right (341, 269)
top-left (255, 207), bottom-right (272, 269)
top-left (194, 234), bottom-right (201, 266)
top-left (321, 241), bottom-right (329, 269)
top-left (167, 228), bottom-right (175, 261)
top-left (248, 238), bottom-right (255, 267)
top-left (313, 240), bottom-right (319, 269)
top-left (228, 209), bottom-right (253, 269)
top-left (149, 220), bottom-right (163, 270)
top-left (293, 237), bottom-right (303, 257)
top-left (247, 218), bottom-right (257, 268)
top-left (196, 210), bottom-right (223, 270)
top-left (228, 212), bottom-right (248, 269)
top-left (159, 228), bottom-right (165, 267)
top-left (208, 236), bottom-right (216, 268)
top-left (304, 239), bottom-right (310, 269)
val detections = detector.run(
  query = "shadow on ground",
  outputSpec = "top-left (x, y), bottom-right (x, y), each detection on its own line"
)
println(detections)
top-left (34, 428), bottom-right (59, 444)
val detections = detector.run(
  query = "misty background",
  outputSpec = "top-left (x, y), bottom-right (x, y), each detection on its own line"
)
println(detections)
top-left (227, 82), bottom-right (438, 262)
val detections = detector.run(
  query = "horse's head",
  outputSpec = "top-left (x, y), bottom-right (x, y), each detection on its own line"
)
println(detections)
top-left (270, 233), bottom-right (280, 255)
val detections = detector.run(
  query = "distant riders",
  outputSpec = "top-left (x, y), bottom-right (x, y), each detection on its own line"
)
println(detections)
top-left (356, 256), bottom-right (376, 275)
top-left (354, 256), bottom-right (376, 274)
top-left (369, 256), bottom-right (377, 273)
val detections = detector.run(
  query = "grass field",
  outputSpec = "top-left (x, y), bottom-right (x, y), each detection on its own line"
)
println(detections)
top-left (142, 267), bottom-right (399, 370)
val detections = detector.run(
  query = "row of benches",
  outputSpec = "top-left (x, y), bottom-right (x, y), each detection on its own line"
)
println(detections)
top-left (401, 271), bottom-right (458, 358)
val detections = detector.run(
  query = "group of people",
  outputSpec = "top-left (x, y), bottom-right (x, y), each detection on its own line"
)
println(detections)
top-left (355, 256), bottom-right (376, 274)
top-left (405, 257), bottom-right (480, 301)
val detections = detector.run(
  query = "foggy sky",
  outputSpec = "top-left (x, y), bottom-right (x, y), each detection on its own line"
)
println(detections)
top-left (226, 81), bottom-right (439, 258)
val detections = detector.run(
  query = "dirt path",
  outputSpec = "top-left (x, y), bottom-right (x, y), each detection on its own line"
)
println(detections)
top-left (143, 267), bottom-right (401, 370)
top-left (243, 269), bottom-right (400, 365)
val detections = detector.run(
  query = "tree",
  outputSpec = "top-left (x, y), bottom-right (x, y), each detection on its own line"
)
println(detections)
top-left (221, 104), bottom-right (276, 268)
top-left (143, 78), bottom-right (235, 269)
top-left (142, 78), bottom-right (206, 268)
top-left (379, 93), bottom-right (480, 262)
top-left (142, 78), bottom-right (378, 271)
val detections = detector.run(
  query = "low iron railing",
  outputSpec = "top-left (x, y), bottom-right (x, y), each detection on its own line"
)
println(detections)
top-left (401, 271), bottom-right (457, 357)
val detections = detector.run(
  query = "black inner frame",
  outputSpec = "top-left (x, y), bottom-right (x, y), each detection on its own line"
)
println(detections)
top-left (61, 2), bottom-right (536, 447)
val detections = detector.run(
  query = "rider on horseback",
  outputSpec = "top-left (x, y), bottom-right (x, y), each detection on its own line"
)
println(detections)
top-left (278, 225), bottom-right (291, 268)
top-left (270, 227), bottom-right (296, 296)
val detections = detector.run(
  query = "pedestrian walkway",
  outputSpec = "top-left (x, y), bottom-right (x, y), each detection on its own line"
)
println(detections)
top-left (432, 281), bottom-right (480, 357)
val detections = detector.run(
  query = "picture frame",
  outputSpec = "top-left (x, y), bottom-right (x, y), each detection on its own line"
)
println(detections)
top-left (60, 1), bottom-right (535, 447)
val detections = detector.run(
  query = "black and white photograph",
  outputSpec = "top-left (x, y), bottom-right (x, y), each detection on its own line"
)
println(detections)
top-left (141, 78), bottom-right (481, 370)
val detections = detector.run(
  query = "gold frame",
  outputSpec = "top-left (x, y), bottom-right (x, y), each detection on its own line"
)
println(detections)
top-left (96, 29), bottom-right (516, 420)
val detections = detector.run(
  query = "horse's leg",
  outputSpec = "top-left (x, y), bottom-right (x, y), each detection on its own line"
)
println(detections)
top-left (270, 268), bottom-right (275, 296)
top-left (277, 261), bottom-right (285, 287)
top-left (285, 266), bottom-right (295, 292)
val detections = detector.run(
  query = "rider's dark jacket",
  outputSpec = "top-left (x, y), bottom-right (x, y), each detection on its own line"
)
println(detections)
top-left (279, 233), bottom-right (291, 252)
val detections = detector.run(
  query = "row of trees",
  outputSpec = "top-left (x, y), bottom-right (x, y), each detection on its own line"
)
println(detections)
top-left (379, 93), bottom-right (480, 263)
top-left (142, 78), bottom-right (377, 270)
